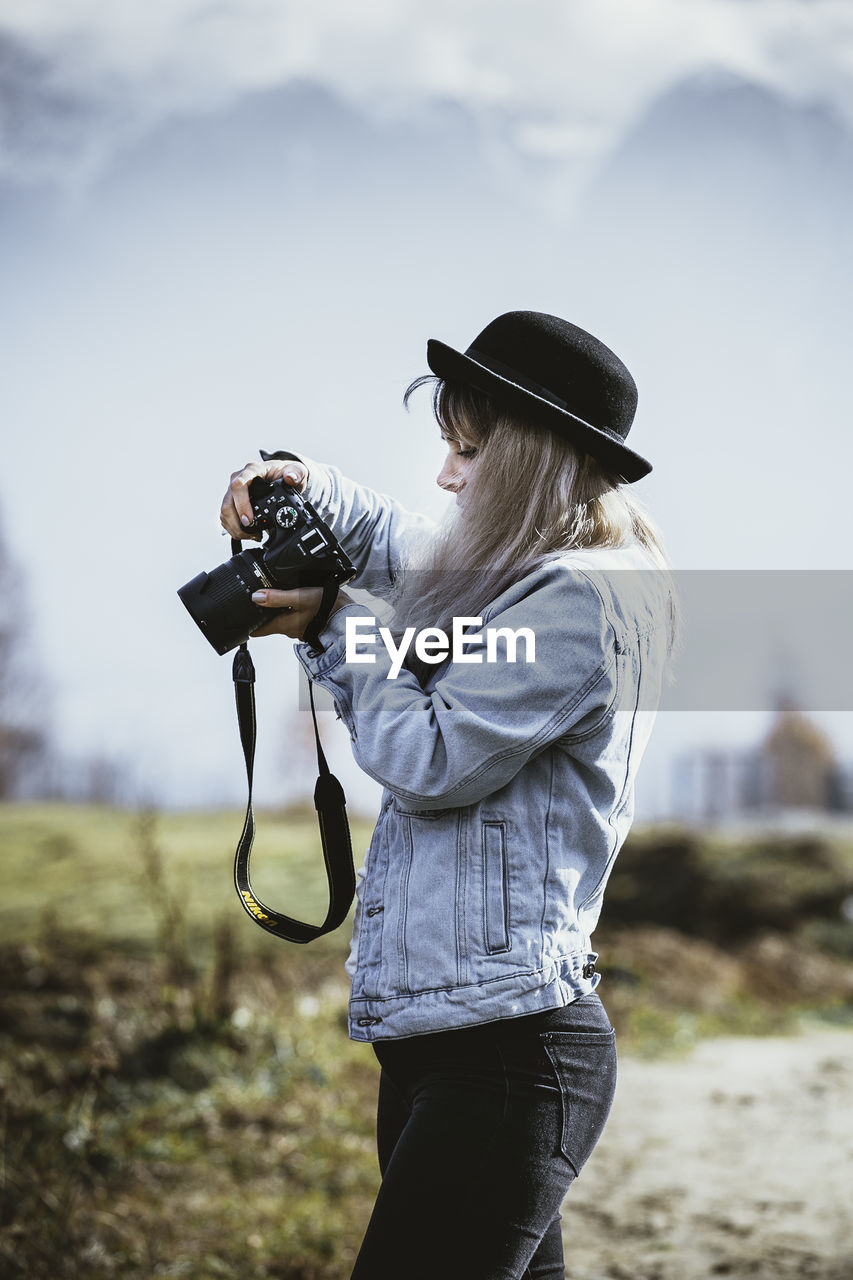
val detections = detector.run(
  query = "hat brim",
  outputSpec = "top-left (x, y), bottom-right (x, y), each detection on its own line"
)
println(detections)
top-left (426, 339), bottom-right (652, 483)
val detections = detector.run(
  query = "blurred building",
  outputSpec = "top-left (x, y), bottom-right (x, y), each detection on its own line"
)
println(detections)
top-left (672, 703), bottom-right (853, 826)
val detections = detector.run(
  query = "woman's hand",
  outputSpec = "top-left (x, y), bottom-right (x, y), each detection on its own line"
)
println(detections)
top-left (220, 455), bottom-right (347, 641)
top-left (220, 458), bottom-right (309, 539)
top-left (250, 586), bottom-right (351, 641)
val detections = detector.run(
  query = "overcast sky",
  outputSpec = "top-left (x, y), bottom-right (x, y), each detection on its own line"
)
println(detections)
top-left (3, 0), bottom-right (853, 194)
top-left (1, 1), bottom-right (851, 816)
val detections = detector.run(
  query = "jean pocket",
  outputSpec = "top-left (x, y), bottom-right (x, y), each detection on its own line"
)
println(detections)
top-left (541, 1029), bottom-right (617, 1176)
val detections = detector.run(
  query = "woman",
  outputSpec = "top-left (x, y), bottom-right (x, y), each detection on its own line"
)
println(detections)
top-left (220, 311), bottom-right (674, 1279)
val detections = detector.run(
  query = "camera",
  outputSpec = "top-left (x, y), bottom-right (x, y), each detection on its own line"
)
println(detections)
top-left (178, 474), bottom-right (356, 655)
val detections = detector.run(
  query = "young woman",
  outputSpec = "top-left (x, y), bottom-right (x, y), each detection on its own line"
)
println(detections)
top-left (220, 311), bottom-right (674, 1280)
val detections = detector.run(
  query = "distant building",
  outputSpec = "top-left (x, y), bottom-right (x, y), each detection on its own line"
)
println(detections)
top-left (672, 703), bottom-right (853, 825)
top-left (763, 703), bottom-right (837, 809)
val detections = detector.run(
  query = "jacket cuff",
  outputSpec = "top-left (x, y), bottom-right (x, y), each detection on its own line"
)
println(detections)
top-left (294, 601), bottom-right (373, 681)
top-left (291, 453), bottom-right (334, 515)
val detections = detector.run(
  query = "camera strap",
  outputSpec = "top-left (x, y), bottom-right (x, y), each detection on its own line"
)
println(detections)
top-left (302, 579), bottom-right (341, 654)
top-left (231, 640), bottom-right (356, 943)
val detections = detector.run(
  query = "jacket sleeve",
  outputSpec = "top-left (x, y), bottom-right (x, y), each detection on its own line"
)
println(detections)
top-left (294, 563), bottom-right (621, 810)
top-left (295, 455), bottom-right (437, 597)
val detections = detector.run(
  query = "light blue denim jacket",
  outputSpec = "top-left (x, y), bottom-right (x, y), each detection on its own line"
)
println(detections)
top-left (293, 460), bottom-right (671, 1042)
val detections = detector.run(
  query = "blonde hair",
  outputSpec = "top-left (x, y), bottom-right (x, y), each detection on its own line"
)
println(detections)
top-left (393, 377), bottom-right (676, 674)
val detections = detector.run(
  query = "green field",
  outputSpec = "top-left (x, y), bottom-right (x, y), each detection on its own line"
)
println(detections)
top-left (0, 803), bottom-right (376, 952)
top-left (1, 803), bottom-right (379, 1279)
top-left (1, 804), bottom-right (852, 1278)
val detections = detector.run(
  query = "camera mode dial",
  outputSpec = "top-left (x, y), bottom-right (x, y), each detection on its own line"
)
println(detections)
top-left (275, 506), bottom-right (298, 530)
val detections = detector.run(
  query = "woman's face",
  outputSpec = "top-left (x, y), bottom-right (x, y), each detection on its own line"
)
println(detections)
top-left (437, 432), bottom-right (478, 502)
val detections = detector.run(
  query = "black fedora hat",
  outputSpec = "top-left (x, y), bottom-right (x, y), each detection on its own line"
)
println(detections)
top-left (426, 310), bottom-right (652, 483)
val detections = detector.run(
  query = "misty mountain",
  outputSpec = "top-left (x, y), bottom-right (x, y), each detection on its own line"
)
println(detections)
top-left (563, 72), bottom-right (853, 564)
top-left (0, 32), bottom-right (108, 183)
top-left (2, 57), bottom-right (851, 804)
top-left (0, 33), bottom-right (97, 242)
top-left (573, 70), bottom-right (853, 338)
top-left (93, 81), bottom-right (491, 215)
top-left (0, 72), bottom-right (551, 291)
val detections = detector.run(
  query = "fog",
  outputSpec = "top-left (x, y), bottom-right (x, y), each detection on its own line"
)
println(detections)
top-left (1, 8), bottom-right (851, 814)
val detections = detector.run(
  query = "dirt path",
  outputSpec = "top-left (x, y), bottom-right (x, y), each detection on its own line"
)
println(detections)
top-left (562, 1026), bottom-right (853, 1279)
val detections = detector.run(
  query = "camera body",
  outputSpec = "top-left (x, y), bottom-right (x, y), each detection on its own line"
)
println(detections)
top-left (178, 477), bottom-right (356, 655)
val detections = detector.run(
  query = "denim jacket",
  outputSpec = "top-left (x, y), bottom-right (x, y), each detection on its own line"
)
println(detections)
top-left (293, 461), bottom-right (671, 1042)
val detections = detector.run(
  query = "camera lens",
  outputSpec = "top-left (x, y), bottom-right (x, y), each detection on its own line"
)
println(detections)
top-left (178, 548), bottom-right (272, 655)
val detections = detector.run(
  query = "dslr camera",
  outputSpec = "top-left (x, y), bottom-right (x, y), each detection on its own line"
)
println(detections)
top-left (178, 460), bottom-right (355, 655)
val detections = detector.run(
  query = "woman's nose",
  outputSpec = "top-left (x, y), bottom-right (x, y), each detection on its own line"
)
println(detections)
top-left (437, 461), bottom-right (457, 491)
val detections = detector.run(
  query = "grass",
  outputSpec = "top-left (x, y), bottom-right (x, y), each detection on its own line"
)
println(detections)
top-left (1, 804), bottom-right (852, 1276)
top-left (0, 803), bottom-right (376, 953)
top-left (0, 803), bottom-right (378, 1278)
top-left (1, 927), bottom-right (380, 1278)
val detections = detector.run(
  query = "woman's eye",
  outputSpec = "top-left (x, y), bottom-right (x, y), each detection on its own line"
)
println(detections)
top-left (458, 448), bottom-right (477, 458)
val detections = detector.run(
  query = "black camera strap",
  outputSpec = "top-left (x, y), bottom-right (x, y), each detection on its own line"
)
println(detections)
top-left (231, 636), bottom-right (356, 943)
top-left (302, 579), bottom-right (341, 653)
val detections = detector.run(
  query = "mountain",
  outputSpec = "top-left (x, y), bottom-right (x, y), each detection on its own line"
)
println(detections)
top-left (572, 70), bottom-right (853, 334)
top-left (563, 72), bottom-right (853, 567)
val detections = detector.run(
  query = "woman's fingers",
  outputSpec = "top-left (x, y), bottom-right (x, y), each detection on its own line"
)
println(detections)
top-left (224, 461), bottom-right (270, 534)
top-left (248, 584), bottom-right (347, 640)
top-left (250, 585), bottom-right (325, 639)
top-left (249, 615), bottom-right (295, 638)
top-left (220, 461), bottom-right (264, 537)
top-left (280, 462), bottom-right (309, 493)
top-left (252, 587), bottom-right (320, 609)
top-left (219, 459), bottom-right (309, 538)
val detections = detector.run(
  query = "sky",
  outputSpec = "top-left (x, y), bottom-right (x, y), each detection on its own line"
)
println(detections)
top-left (3, 1), bottom-right (853, 187)
top-left (0, 3), bottom-right (852, 249)
top-left (1, 0), bottom-right (852, 816)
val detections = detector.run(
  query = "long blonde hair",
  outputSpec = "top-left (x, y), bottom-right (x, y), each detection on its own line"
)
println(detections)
top-left (392, 377), bottom-right (676, 671)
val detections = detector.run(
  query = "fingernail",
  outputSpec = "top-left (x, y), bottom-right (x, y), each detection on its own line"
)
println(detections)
top-left (284, 469), bottom-right (299, 481)
top-left (240, 514), bottom-right (251, 527)
top-left (251, 591), bottom-right (267, 602)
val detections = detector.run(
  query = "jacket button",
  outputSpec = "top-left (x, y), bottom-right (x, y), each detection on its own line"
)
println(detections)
top-left (582, 961), bottom-right (596, 979)
top-left (366, 905), bottom-right (384, 917)
top-left (356, 1016), bottom-right (383, 1027)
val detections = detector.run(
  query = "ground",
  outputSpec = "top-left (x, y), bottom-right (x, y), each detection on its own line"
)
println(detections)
top-left (565, 1027), bottom-right (853, 1279)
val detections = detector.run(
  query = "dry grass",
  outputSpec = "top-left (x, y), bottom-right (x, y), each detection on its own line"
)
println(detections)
top-left (1, 805), bottom-right (852, 1276)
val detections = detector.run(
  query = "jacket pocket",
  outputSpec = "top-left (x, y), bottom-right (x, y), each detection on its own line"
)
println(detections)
top-left (482, 821), bottom-right (510, 954)
top-left (394, 802), bottom-right (453, 820)
top-left (397, 810), bottom-right (463, 993)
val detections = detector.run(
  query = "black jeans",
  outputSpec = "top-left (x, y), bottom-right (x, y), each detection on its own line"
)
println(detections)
top-left (350, 993), bottom-right (617, 1280)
